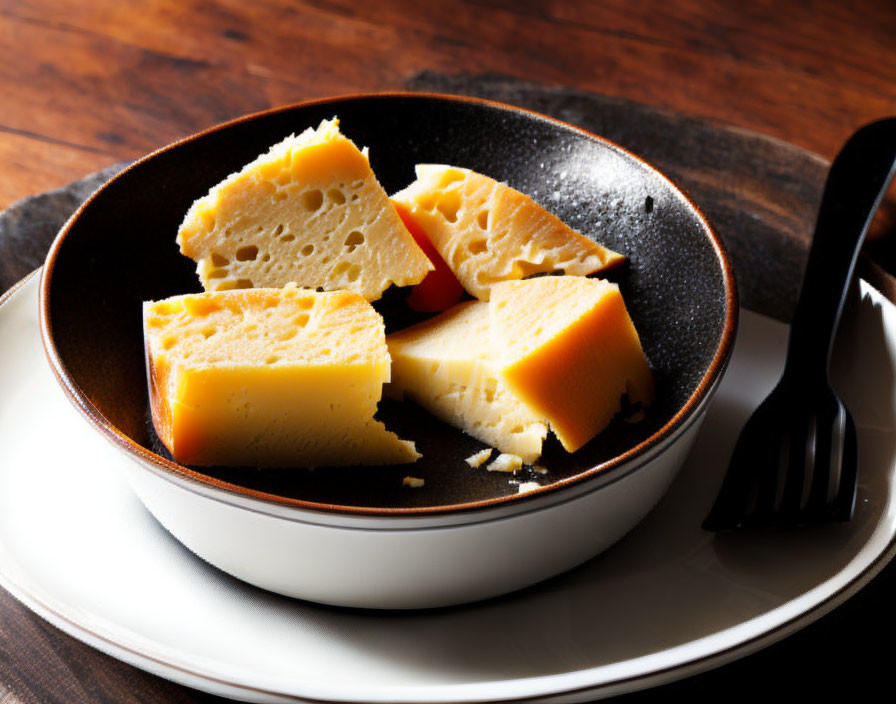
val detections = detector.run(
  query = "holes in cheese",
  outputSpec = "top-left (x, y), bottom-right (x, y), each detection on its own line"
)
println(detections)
top-left (344, 231), bottom-right (365, 251)
top-left (386, 302), bottom-right (548, 464)
top-left (235, 245), bottom-right (259, 261)
top-left (490, 276), bottom-right (654, 453)
top-left (176, 118), bottom-right (433, 301)
top-left (391, 164), bottom-right (625, 300)
top-left (143, 284), bottom-right (419, 468)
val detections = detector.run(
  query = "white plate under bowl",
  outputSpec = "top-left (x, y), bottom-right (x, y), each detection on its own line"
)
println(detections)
top-left (1, 271), bottom-right (895, 703)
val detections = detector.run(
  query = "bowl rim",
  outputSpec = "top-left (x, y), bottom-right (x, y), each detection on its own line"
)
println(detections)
top-left (39, 90), bottom-right (738, 518)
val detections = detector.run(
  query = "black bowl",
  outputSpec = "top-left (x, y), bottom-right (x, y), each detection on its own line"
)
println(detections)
top-left (40, 93), bottom-right (737, 514)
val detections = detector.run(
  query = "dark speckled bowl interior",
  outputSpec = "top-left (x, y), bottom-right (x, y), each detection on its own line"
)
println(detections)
top-left (41, 93), bottom-right (736, 514)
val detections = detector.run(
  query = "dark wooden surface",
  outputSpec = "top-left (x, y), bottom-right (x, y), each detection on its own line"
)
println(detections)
top-left (2, 71), bottom-right (896, 704)
top-left (1, 0), bottom-right (896, 210)
top-left (2, 0), bottom-right (896, 210)
top-left (3, 1), bottom-right (896, 702)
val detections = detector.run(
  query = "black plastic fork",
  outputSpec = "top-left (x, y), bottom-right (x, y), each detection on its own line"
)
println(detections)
top-left (704, 117), bottom-right (896, 531)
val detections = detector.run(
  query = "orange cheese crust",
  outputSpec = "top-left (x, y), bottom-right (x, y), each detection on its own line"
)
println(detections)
top-left (491, 277), bottom-right (653, 453)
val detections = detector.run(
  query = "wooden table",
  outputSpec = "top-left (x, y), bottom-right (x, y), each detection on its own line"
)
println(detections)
top-left (3, 0), bottom-right (896, 207)
top-left (2, 2), bottom-right (896, 703)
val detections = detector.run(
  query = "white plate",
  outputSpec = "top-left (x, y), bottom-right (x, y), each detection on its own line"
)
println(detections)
top-left (1, 271), bottom-right (895, 703)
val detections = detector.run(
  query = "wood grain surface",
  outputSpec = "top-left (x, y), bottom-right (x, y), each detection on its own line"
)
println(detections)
top-left (1, 0), bottom-right (896, 211)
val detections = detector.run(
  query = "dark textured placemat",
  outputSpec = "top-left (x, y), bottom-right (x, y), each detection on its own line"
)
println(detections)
top-left (0, 163), bottom-right (127, 293)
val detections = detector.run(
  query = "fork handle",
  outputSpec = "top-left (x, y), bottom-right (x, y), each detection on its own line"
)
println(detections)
top-left (785, 117), bottom-right (896, 381)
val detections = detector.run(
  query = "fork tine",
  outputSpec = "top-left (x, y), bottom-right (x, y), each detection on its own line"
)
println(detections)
top-left (779, 416), bottom-right (815, 522)
top-left (838, 415), bottom-right (858, 520)
top-left (802, 411), bottom-right (830, 523)
top-left (747, 425), bottom-right (792, 526)
top-left (802, 401), bottom-right (857, 522)
top-left (830, 406), bottom-right (858, 521)
top-left (702, 432), bottom-right (759, 530)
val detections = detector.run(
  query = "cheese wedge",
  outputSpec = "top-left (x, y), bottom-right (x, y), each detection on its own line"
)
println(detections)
top-left (177, 118), bottom-right (433, 301)
top-left (391, 164), bottom-right (624, 300)
top-left (386, 302), bottom-right (548, 464)
top-left (143, 284), bottom-right (419, 468)
top-left (490, 277), bottom-right (653, 453)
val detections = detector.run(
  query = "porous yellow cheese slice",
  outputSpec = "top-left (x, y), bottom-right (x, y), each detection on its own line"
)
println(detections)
top-left (490, 276), bottom-right (653, 453)
top-left (143, 284), bottom-right (419, 468)
top-left (177, 118), bottom-right (433, 301)
top-left (391, 164), bottom-right (624, 300)
top-left (386, 302), bottom-right (548, 464)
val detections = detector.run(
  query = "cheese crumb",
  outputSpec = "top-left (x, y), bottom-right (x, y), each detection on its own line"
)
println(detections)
top-left (402, 476), bottom-right (425, 488)
top-left (465, 448), bottom-right (493, 468)
top-left (624, 408), bottom-right (647, 423)
top-left (486, 453), bottom-right (523, 473)
top-left (516, 481), bottom-right (541, 493)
